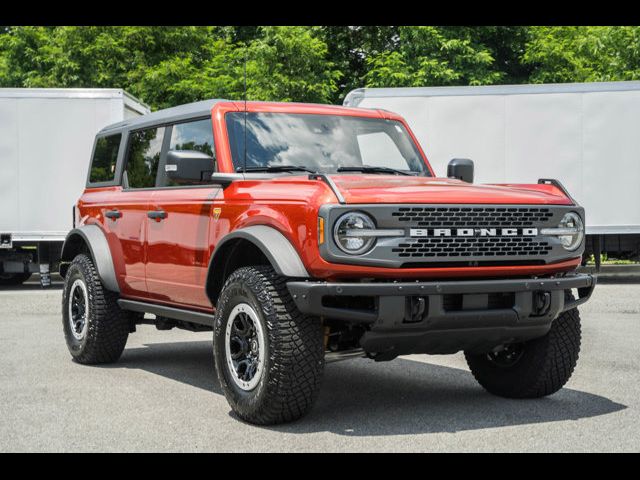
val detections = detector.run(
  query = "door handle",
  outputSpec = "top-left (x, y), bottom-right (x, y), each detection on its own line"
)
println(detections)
top-left (147, 210), bottom-right (167, 221)
top-left (105, 209), bottom-right (122, 220)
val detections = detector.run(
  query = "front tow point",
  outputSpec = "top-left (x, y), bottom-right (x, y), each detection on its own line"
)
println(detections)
top-left (404, 296), bottom-right (428, 323)
top-left (533, 291), bottom-right (552, 316)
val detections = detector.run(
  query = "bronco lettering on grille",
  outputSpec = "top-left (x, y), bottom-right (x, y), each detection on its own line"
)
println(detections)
top-left (409, 228), bottom-right (539, 237)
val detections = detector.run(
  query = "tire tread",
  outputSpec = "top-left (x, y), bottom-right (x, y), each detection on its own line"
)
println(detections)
top-left (213, 265), bottom-right (324, 425)
top-left (465, 300), bottom-right (581, 399)
top-left (62, 254), bottom-right (130, 364)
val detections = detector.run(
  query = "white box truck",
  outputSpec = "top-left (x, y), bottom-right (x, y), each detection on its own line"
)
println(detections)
top-left (344, 81), bottom-right (640, 266)
top-left (0, 88), bottom-right (150, 286)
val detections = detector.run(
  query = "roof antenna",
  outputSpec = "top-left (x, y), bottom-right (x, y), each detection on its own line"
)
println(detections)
top-left (242, 48), bottom-right (248, 176)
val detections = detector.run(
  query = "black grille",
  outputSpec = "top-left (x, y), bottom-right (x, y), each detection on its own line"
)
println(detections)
top-left (392, 236), bottom-right (552, 258)
top-left (391, 206), bottom-right (553, 227)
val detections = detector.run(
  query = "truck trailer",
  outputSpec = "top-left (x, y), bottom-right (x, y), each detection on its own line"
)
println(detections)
top-left (0, 88), bottom-right (149, 286)
top-left (344, 81), bottom-right (640, 266)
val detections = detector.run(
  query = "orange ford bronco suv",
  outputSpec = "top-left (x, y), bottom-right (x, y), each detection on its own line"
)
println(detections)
top-left (60, 100), bottom-right (595, 424)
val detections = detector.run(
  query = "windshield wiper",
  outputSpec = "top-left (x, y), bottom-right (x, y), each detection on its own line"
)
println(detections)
top-left (336, 165), bottom-right (412, 176)
top-left (237, 165), bottom-right (318, 174)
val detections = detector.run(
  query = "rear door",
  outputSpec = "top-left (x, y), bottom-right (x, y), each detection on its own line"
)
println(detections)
top-left (145, 118), bottom-right (219, 310)
top-left (104, 125), bottom-right (165, 298)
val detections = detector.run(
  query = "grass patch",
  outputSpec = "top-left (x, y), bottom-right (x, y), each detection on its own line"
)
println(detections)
top-left (585, 253), bottom-right (639, 265)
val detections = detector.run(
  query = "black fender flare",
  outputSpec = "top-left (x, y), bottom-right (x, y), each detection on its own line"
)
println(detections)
top-left (206, 225), bottom-right (309, 303)
top-left (60, 225), bottom-right (120, 293)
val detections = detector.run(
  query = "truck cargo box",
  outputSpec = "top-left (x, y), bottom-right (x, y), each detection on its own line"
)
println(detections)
top-left (0, 88), bottom-right (149, 285)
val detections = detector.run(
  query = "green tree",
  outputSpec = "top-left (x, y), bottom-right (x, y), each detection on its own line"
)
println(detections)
top-left (129, 37), bottom-right (242, 109)
top-left (131, 26), bottom-right (341, 108)
top-left (321, 26), bottom-right (399, 102)
top-left (0, 26), bottom-right (340, 109)
top-left (246, 26), bottom-right (341, 103)
top-left (0, 26), bottom-right (57, 87)
top-left (442, 26), bottom-right (533, 84)
top-left (364, 26), bottom-right (504, 88)
top-left (0, 26), bottom-right (219, 91)
top-left (523, 26), bottom-right (640, 83)
top-left (3, 26), bottom-right (640, 109)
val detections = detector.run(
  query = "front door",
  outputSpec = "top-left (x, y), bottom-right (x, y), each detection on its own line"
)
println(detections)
top-left (144, 118), bottom-right (218, 310)
top-left (145, 187), bottom-right (219, 309)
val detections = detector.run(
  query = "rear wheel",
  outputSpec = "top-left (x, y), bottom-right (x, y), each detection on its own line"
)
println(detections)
top-left (0, 272), bottom-right (32, 286)
top-left (213, 266), bottom-right (324, 425)
top-left (465, 298), bottom-right (581, 398)
top-left (62, 254), bottom-right (131, 364)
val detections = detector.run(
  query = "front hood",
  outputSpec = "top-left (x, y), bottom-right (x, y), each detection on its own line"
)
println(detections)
top-left (328, 175), bottom-right (573, 205)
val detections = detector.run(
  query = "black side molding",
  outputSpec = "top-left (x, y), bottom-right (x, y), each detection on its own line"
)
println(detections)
top-left (118, 299), bottom-right (214, 327)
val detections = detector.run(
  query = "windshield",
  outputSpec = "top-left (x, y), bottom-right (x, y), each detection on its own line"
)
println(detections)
top-left (226, 112), bottom-right (430, 175)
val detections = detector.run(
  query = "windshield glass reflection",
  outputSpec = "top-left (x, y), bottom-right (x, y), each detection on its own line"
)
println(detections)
top-left (226, 113), bottom-right (429, 175)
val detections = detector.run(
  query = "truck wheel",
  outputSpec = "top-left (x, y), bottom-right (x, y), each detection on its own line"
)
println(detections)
top-left (61, 253), bottom-right (130, 364)
top-left (0, 272), bottom-right (31, 286)
top-left (213, 266), bottom-right (324, 425)
top-left (465, 299), bottom-right (581, 399)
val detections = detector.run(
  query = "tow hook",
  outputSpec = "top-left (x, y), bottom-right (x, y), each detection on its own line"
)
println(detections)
top-left (404, 296), bottom-right (428, 323)
top-left (532, 291), bottom-right (552, 316)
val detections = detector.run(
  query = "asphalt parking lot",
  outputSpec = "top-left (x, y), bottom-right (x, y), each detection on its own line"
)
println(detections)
top-left (1, 276), bottom-right (638, 452)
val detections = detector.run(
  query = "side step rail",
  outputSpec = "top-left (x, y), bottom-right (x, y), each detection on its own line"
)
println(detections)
top-left (117, 299), bottom-right (215, 327)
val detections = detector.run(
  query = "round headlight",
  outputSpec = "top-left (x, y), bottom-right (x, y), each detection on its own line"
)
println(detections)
top-left (558, 212), bottom-right (584, 251)
top-left (333, 212), bottom-right (376, 255)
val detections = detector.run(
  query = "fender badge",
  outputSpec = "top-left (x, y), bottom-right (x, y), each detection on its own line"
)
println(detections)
top-left (212, 207), bottom-right (222, 220)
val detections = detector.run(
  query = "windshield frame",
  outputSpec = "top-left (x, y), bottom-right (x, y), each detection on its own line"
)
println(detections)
top-left (223, 110), bottom-right (433, 177)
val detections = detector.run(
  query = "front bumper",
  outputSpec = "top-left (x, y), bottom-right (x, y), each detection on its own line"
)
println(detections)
top-left (287, 273), bottom-right (595, 356)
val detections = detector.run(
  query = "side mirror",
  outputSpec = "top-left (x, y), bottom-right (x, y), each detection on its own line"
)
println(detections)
top-left (165, 150), bottom-right (214, 185)
top-left (447, 158), bottom-right (474, 183)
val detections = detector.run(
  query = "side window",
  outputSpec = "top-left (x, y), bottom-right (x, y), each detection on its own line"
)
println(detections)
top-left (161, 118), bottom-right (215, 187)
top-left (89, 134), bottom-right (121, 184)
top-left (124, 126), bottom-right (165, 189)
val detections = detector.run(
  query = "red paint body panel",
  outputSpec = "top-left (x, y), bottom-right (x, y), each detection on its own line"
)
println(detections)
top-left (145, 187), bottom-right (220, 309)
top-left (76, 101), bottom-right (580, 311)
top-left (79, 187), bottom-right (149, 297)
top-left (328, 175), bottom-right (572, 205)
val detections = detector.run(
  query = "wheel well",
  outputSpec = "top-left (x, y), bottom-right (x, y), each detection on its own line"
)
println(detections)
top-left (206, 239), bottom-right (271, 307)
top-left (59, 233), bottom-right (91, 278)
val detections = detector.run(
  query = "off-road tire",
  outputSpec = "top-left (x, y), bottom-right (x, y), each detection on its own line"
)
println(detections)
top-left (0, 272), bottom-right (32, 286)
top-left (213, 266), bottom-right (324, 425)
top-left (62, 253), bottom-right (130, 364)
top-left (465, 296), bottom-right (581, 398)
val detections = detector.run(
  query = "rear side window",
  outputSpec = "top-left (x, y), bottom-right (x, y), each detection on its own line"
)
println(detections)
top-left (124, 126), bottom-right (165, 188)
top-left (89, 134), bottom-right (121, 183)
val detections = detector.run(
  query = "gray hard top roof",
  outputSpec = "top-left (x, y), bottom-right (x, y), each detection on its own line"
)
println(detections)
top-left (98, 97), bottom-right (386, 135)
top-left (99, 98), bottom-right (227, 134)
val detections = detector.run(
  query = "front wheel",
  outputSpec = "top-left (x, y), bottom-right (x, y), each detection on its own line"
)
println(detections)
top-left (465, 300), bottom-right (581, 398)
top-left (213, 266), bottom-right (324, 425)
